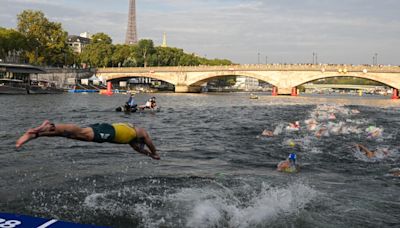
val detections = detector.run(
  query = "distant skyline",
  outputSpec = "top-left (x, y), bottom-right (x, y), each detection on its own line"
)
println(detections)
top-left (1, 0), bottom-right (399, 65)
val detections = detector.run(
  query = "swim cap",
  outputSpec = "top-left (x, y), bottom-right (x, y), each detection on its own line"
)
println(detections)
top-left (288, 153), bottom-right (296, 161)
top-left (288, 140), bottom-right (296, 147)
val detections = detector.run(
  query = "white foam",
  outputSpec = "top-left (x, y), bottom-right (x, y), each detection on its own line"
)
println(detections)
top-left (170, 181), bottom-right (317, 228)
top-left (273, 123), bottom-right (284, 135)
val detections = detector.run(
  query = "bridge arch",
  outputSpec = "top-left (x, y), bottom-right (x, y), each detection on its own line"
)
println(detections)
top-left (291, 72), bottom-right (400, 89)
top-left (186, 71), bottom-right (278, 87)
top-left (100, 73), bottom-right (177, 85)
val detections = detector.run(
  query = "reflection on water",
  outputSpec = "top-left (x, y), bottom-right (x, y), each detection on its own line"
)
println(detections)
top-left (0, 93), bottom-right (399, 227)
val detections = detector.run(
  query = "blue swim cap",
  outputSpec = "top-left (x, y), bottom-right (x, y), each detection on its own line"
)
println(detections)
top-left (288, 153), bottom-right (296, 160)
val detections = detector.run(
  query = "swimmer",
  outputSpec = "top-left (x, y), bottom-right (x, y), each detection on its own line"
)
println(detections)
top-left (354, 143), bottom-right (388, 159)
top-left (261, 129), bottom-right (274, 137)
top-left (388, 168), bottom-right (400, 177)
top-left (277, 153), bottom-right (298, 173)
top-left (366, 126), bottom-right (383, 139)
top-left (287, 121), bottom-right (300, 131)
top-left (305, 119), bottom-right (317, 131)
top-left (315, 127), bottom-right (328, 138)
top-left (328, 113), bottom-right (336, 120)
top-left (16, 120), bottom-right (160, 160)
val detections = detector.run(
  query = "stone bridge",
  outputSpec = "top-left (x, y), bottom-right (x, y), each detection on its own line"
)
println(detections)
top-left (96, 64), bottom-right (400, 96)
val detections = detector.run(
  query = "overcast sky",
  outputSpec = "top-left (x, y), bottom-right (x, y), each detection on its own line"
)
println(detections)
top-left (1, 0), bottom-right (399, 65)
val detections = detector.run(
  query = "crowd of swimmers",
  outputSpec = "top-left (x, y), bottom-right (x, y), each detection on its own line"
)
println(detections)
top-left (264, 104), bottom-right (398, 176)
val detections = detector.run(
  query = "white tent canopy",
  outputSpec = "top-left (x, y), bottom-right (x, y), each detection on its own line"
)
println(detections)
top-left (88, 75), bottom-right (100, 81)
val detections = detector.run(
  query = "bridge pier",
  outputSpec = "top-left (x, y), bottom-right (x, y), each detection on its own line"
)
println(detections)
top-left (175, 85), bottom-right (201, 93)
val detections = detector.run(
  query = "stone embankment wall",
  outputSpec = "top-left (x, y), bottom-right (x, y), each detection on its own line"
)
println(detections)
top-left (34, 68), bottom-right (95, 89)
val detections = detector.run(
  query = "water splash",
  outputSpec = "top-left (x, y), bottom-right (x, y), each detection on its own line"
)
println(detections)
top-left (170, 181), bottom-right (317, 228)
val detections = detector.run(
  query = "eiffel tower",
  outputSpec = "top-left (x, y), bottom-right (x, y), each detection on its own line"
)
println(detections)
top-left (125, 0), bottom-right (138, 45)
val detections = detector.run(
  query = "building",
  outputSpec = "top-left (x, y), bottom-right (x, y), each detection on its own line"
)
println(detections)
top-left (234, 76), bottom-right (259, 91)
top-left (67, 35), bottom-right (91, 54)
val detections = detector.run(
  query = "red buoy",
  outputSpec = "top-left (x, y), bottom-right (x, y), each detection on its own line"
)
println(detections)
top-left (392, 88), bottom-right (399, 99)
top-left (272, 86), bottom-right (278, 96)
top-left (291, 87), bottom-right (297, 96)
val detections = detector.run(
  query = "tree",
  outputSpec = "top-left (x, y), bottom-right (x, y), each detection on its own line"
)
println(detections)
top-left (0, 27), bottom-right (28, 61)
top-left (135, 39), bottom-right (156, 67)
top-left (17, 10), bottom-right (72, 66)
top-left (80, 33), bottom-right (113, 67)
top-left (155, 47), bottom-right (184, 66)
top-left (91, 33), bottom-right (112, 45)
top-left (112, 44), bottom-right (133, 67)
top-left (178, 53), bottom-right (200, 66)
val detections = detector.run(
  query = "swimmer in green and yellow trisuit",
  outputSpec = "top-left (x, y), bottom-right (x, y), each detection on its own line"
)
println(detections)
top-left (16, 120), bottom-right (160, 160)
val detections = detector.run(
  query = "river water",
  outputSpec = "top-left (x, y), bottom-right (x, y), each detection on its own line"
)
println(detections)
top-left (0, 93), bottom-right (399, 228)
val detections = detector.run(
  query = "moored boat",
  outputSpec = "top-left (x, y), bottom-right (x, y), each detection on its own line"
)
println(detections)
top-left (28, 80), bottom-right (64, 94)
top-left (0, 79), bottom-right (28, 94)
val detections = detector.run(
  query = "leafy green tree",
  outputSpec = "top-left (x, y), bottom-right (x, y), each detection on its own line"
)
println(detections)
top-left (17, 10), bottom-right (72, 66)
top-left (135, 39), bottom-right (156, 67)
top-left (178, 53), bottom-right (200, 66)
top-left (155, 47), bottom-right (184, 66)
top-left (80, 32), bottom-right (113, 67)
top-left (91, 32), bottom-right (112, 45)
top-left (0, 27), bottom-right (28, 61)
top-left (200, 58), bottom-right (233, 66)
top-left (112, 44), bottom-right (133, 67)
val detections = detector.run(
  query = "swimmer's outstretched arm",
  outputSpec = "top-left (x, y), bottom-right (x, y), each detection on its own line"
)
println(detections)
top-left (354, 143), bottom-right (374, 157)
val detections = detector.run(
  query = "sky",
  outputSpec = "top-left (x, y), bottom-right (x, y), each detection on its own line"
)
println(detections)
top-left (0, 0), bottom-right (399, 65)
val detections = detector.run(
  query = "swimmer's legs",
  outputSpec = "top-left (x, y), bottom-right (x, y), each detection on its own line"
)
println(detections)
top-left (16, 121), bottom-right (94, 148)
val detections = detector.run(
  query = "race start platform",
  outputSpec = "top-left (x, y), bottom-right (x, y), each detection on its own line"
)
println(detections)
top-left (0, 213), bottom-right (108, 228)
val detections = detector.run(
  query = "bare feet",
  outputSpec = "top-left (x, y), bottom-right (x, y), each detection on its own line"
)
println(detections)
top-left (16, 131), bottom-right (37, 149)
top-left (27, 120), bottom-right (54, 134)
top-left (16, 120), bottom-right (55, 149)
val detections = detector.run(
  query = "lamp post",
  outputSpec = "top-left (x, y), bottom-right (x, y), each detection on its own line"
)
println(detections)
top-left (257, 52), bottom-right (260, 64)
top-left (374, 53), bottom-right (378, 65)
top-left (265, 56), bottom-right (268, 64)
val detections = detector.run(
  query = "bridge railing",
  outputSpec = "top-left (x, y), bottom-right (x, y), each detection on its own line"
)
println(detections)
top-left (97, 64), bottom-right (400, 73)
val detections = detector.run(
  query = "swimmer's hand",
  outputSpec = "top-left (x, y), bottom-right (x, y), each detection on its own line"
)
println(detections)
top-left (130, 143), bottom-right (160, 160)
top-left (149, 152), bottom-right (160, 160)
top-left (142, 148), bottom-right (160, 160)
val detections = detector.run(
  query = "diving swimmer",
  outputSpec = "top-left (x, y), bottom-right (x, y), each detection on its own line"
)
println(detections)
top-left (16, 120), bottom-right (160, 160)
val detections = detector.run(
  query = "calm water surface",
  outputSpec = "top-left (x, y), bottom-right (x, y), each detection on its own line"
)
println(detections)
top-left (0, 93), bottom-right (399, 228)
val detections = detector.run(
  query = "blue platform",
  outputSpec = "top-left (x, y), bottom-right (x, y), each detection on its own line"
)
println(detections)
top-left (0, 213), bottom-right (108, 228)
